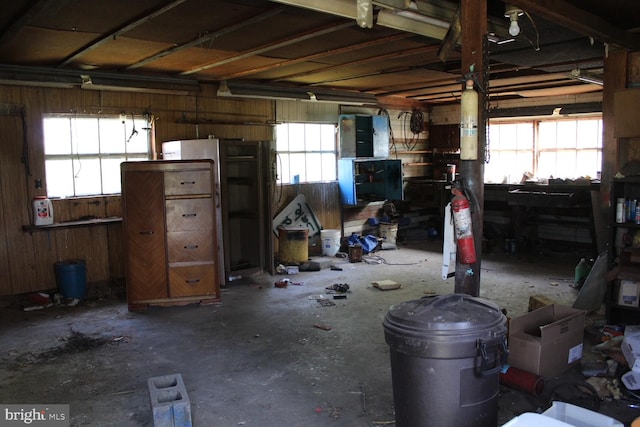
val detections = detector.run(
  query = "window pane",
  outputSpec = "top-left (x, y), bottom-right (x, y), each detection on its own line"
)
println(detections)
top-left (538, 151), bottom-right (557, 178)
top-left (305, 124), bottom-right (321, 151)
top-left (556, 121), bottom-right (577, 148)
top-left (288, 124), bottom-right (306, 152)
top-left (305, 153), bottom-right (322, 181)
top-left (125, 118), bottom-right (150, 154)
top-left (320, 125), bottom-right (336, 151)
top-left (321, 153), bottom-right (336, 181)
top-left (73, 158), bottom-right (102, 196)
top-left (43, 118), bottom-right (72, 155)
top-left (102, 158), bottom-right (125, 194)
top-left (288, 153), bottom-right (306, 183)
top-left (498, 124), bottom-right (518, 149)
top-left (73, 118), bottom-right (100, 154)
top-left (538, 122), bottom-right (557, 149)
top-left (45, 159), bottom-right (75, 198)
top-left (577, 120), bottom-right (601, 148)
top-left (100, 118), bottom-right (126, 154)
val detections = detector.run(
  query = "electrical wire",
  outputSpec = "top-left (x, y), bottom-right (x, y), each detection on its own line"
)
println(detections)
top-left (397, 110), bottom-right (424, 151)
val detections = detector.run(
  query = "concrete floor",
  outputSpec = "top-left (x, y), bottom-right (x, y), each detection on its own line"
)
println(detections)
top-left (1, 239), bottom-right (638, 426)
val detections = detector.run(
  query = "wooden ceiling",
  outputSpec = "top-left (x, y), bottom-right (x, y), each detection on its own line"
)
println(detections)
top-left (0, 0), bottom-right (638, 108)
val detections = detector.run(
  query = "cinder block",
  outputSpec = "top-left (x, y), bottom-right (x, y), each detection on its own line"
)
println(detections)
top-left (148, 373), bottom-right (192, 427)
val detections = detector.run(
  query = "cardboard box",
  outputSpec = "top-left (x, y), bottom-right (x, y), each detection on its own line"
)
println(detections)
top-left (528, 295), bottom-right (555, 312)
top-left (508, 304), bottom-right (585, 377)
top-left (617, 280), bottom-right (640, 307)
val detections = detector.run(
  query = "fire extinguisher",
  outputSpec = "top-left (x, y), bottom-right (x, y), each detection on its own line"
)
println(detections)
top-left (460, 79), bottom-right (478, 160)
top-left (451, 184), bottom-right (477, 264)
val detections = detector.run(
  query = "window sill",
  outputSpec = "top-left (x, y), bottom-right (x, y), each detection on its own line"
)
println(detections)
top-left (22, 217), bottom-right (122, 233)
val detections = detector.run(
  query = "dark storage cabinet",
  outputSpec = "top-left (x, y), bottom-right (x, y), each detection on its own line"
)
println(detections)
top-left (338, 159), bottom-right (403, 205)
top-left (607, 177), bottom-right (640, 324)
top-left (339, 114), bottom-right (389, 158)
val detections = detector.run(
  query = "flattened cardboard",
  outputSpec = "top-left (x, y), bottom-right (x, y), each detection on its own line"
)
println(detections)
top-left (508, 304), bottom-right (585, 378)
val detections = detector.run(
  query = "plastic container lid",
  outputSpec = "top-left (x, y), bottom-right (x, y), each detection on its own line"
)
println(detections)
top-left (383, 294), bottom-right (507, 358)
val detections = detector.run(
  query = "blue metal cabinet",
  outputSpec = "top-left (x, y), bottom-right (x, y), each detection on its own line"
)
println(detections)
top-left (338, 159), bottom-right (403, 205)
top-left (338, 114), bottom-right (390, 158)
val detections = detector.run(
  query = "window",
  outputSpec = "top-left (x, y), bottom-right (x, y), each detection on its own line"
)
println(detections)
top-left (275, 123), bottom-right (337, 184)
top-left (43, 115), bottom-right (150, 198)
top-left (485, 117), bottom-right (602, 183)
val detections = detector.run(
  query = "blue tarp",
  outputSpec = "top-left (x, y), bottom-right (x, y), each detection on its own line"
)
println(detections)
top-left (347, 234), bottom-right (378, 254)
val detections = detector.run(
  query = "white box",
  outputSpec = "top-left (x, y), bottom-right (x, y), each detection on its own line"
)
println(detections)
top-left (501, 413), bottom-right (573, 427)
top-left (618, 279), bottom-right (640, 307)
top-left (622, 325), bottom-right (640, 373)
top-left (542, 401), bottom-right (623, 427)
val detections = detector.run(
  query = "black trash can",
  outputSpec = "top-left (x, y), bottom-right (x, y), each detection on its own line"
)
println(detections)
top-left (383, 294), bottom-right (508, 427)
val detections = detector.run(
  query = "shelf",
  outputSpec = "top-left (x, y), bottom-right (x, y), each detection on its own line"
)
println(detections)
top-left (22, 217), bottom-right (122, 233)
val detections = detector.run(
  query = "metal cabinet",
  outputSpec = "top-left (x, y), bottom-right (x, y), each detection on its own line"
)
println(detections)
top-left (338, 114), bottom-right (389, 158)
top-left (121, 160), bottom-right (220, 310)
top-left (607, 177), bottom-right (640, 324)
top-left (338, 158), bottom-right (403, 205)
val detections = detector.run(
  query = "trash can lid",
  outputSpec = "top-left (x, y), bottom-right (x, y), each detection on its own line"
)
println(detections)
top-left (383, 293), bottom-right (505, 338)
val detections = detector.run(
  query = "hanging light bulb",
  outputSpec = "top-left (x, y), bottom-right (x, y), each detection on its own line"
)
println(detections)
top-left (504, 4), bottom-right (524, 37)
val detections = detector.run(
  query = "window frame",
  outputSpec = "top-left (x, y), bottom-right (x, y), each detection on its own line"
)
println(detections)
top-left (486, 115), bottom-right (603, 183)
top-left (275, 122), bottom-right (338, 185)
top-left (42, 114), bottom-right (152, 198)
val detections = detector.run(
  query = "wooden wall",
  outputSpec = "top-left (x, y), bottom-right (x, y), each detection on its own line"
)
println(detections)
top-left (0, 83), bottom-right (275, 296)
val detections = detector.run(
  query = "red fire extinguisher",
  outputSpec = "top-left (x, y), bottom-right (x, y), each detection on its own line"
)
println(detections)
top-left (451, 184), bottom-right (477, 264)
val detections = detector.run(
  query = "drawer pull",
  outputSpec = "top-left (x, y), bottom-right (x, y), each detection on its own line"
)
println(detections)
top-left (185, 278), bottom-right (200, 285)
top-left (184, 244), bottom-right (199, 250)
top-left (182, 213), bottom-right (197, 218)
top-left (139, 231), bottom-right (154, 235)
top-left (180, 181), bottom-right (196, 185)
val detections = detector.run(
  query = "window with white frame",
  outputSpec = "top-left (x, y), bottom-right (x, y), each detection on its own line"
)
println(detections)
top-left (275, 122), bottom-right (337, 184)
top-left (485, 117), bottom-right (602, 184)
top-left (43, 115), bottom-right (150, 198)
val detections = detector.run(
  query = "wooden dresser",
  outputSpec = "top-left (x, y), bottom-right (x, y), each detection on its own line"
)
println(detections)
top-left (121, 160), bottom-right (220, 310)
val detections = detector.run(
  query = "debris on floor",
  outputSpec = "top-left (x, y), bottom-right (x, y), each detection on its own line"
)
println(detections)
top-left (371, 280), bottom-right (401, 291)
top-left (313, 324), bottom-right (331, 331)
top-left (325, 283), bottom-right (350, 293)
top-left (316, 299), bottom-right (335, 307)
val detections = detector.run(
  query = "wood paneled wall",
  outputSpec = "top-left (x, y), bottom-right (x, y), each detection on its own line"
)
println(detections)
top-left (0, 83), bottom-right (275, 296)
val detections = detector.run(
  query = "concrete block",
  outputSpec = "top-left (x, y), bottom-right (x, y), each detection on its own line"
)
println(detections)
top-left (148, 373), bottom-right (192, 427)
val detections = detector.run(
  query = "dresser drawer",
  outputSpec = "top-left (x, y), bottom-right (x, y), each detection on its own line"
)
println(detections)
top-left (164, 170), bottom-right (212, 196)
top-left (169, 264), bottom-right (216, 297)
top-left (165, 198), bottom-right (213, 231)
top-left (167, 231), bottom-right (215, 262)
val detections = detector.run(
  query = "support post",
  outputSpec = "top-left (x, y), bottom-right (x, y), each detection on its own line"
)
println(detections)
top-left (455, 0), bottom-right (487, 296)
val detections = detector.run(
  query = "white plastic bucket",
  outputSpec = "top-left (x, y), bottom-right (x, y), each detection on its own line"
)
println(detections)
top-left (321, 229), bottom-right (341, 256)
top-left (379, 222), bottom-right (398, 244)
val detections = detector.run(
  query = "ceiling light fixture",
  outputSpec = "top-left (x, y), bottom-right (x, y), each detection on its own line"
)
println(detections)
top-left (217, 80), bottom-right (377, 105)
top-left (376, 8), bottom-right (449, 40)
top-left (504, 4), bottom-right (524, 37)
top-left (570, 68), bottom-right (604, 86)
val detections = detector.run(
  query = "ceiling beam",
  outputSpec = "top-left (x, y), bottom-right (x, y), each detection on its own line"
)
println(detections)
top-left (218, 32), bottom-right (413, 80)
top-left (0, 0), bottom-right (72, 47)
top-left (58, 0), bottom-right (188, 68)
top-left (274, 44), bottom-right (440, 82)
top-left (126, 6), bottom-right (286, 71)
top-left (180, 20), bottom-right (353, 76)
top-left (502, 0), bottom-right (640, 51)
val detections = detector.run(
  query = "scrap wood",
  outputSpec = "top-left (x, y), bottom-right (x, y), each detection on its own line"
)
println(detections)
top-left (372, 280), bottom-right (401, 290)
